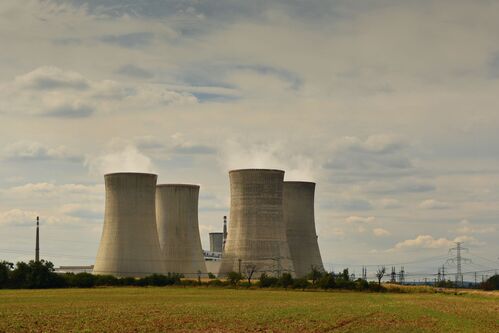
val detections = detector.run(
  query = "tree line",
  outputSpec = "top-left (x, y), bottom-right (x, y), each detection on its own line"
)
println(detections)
top-left (1, 260), bottom-right (497, 291)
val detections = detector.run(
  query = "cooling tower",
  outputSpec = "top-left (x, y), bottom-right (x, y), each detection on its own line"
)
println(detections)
top-left (219, 169), bottom-right (295, 277)
top-left (283, 181), bottom-right (324, 277)
top-left (155, 184), bottom-right (207, 277)
top-left (93, 173), bottom-right (164, 277)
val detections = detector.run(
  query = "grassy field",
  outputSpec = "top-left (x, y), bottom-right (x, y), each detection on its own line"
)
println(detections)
top-left (0, 287), bottom-right (498, 332)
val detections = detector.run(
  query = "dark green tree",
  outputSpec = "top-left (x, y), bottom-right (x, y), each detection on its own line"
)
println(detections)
top-left (0, 261), bottom-right (13, 288)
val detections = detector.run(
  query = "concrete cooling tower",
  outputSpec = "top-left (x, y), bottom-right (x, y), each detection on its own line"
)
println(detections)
top-left (283, 181), bottom-right (324, 277)
top-left (155, 184), bottom-right (207, 277)
top-left (219, 169), bottom-right (295, 277)
top-left (93, 173), bottom-right (165, 277)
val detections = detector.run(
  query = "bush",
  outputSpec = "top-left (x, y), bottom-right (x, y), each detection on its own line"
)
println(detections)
top-left (227, 271), bottom-right (243, 286)
top-left (70, 273), bottom-right (96, 288)
top-left (368, 281), bottom-right (386, 292)
top-left (119, 277), bottom-right (137, 286)
top-left (258, 273), bottom-right (278, 288)
top-left (278, 273), bottom-right (294, 289)
top-left (292, 278), bottom-right (310, 290)
top-left (95, 275), bottom-right (119, 286)
top-left (317, 273), bottom-right (336, 290)
top-left (482, 275), bottom-right (499, 291)
top-left (355, 279), bottom-right (369, 291)
top-left (335, 278), bottom-right (355, 290)
top-left (208, 272), bottom-right (216, 279)
top-left (307, 266), bottom-right (324, 286)
top-left (239, 281), bottom-right (251, 288)
top-left (207, 279), bottom-right (227, 287)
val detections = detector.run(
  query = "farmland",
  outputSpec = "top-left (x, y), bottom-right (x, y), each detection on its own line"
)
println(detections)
top-left (0, 287), bottom-right (498, 332)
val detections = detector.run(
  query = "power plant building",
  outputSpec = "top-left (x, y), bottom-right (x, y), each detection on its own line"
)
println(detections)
top-left (93, 173), bottom-right (165, 277)
top-left (283, 181), bottom-right (324, 277)
top-left (156, 184), bottom-right (207, 277)
top-left (209, 232), bottom-right (224, 253)
top-left (219, 169), bottom-right (295, 277)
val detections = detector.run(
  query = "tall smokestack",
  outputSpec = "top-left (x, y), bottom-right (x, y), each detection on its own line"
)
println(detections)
top-left (35, 216), bottom-right (39, 262)
top-left (222, 216), bottom-right (227, 250)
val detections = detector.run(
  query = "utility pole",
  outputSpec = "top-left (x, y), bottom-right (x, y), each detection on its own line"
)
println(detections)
top-left (238, 258), bottom-right (242, 275)
top-left (35, 216), bottom-right (40, 262)
top-left (474, 271), bottom-right (477, 287)
top-left (447, 242), bottom-right (471, 287)
top-left (398, 266), bottom-right (405, 285)
top-left (437, 267), bottom-right (441, 283)
top-left (441, 265), bottom-right (445, 281)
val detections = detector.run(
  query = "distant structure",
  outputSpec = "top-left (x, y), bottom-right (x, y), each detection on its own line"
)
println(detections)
top-left (219, 169), bottom-right (294, 277)
top-left (447, 242), bottom-right (471, 286)
top-left (222, 216), bottom-right (228, 250)
top-left (55, 265), bottom-right (94, 274)
top-left (209, 232), bottom-right (224, 253)
top-left (283, 182), bottom-right (324, 277)
top-left (93, 173), bottom-right (165, 277)
top-left (156, 184), bottom-right (207, 277)
top-left (35, 216), bottom-right (40, 262)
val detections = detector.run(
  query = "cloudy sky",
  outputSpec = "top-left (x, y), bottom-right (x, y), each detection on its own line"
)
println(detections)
top-left (1, 0), bottom-right (498, 278)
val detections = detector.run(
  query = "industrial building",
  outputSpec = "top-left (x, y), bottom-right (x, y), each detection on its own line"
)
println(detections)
top-left (93, 173), bottom-right (165, 277)
top-left (219, 169), bottom-right (295, 277)
top-left (283, 181), bottom-right (324, 277)
top-left (156, 184), bottom-right (207, 277)
top-left (209, 232), bottom-right (224, 253)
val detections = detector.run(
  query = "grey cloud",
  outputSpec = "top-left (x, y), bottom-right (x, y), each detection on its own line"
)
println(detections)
top-left (62, 0), bottom-right (356, 24)
top-left (116, 64), bottom-right (153, 79)
top-left (99, 32), bottom-right (154, 48)
top-left (3, 141), bottom-right (82, 162)
top-left (487, 53), bottom-right (499, 79)
top-left (19, 70), bottom-right (89, 91)
top-left (64, 208), bottom-right (103, 220)
top-left (324, 135), bottom-right (413, 175)
top-left (320, 198), bottom-right (372, 211)
top-left (42, 104), bottom-right (94, 118)
top-left (236, 64), bottom-right (303, 89)
top-left (366, 182), bottom-right (435, 195)
top-left (53, 37), bottom-right (82, 45)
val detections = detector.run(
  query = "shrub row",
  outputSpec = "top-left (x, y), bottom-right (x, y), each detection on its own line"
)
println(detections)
top-left (3, 260), bottom-right (497, 291)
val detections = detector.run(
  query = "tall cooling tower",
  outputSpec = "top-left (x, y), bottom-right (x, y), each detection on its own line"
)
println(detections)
top-left (93, 173), bottom-right (164, 277)
top-left (155, 184), bottom-right (207, 277)
top-left (283, 181), bottom-right (324, 277)
top-left (219, 169), bottom-right (295, 277)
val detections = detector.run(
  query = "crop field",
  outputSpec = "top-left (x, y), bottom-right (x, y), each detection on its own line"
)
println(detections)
top-left (0, 287), bottom-right (498, 332)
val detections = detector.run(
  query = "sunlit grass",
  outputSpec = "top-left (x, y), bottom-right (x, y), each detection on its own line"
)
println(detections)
top-left (0, 287), bottom-right (497, 332)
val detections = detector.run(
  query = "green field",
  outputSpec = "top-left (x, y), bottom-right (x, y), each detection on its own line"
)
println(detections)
top-left (0, 287), bottom-right (498, 332)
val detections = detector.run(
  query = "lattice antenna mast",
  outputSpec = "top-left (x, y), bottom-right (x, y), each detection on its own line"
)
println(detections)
top-left (446, 242), bottom-right (471, 286)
